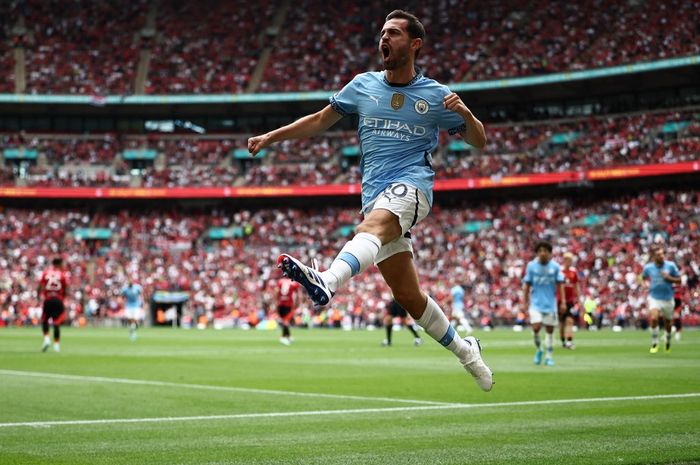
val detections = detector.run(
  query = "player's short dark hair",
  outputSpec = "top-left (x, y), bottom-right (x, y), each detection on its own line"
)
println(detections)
top-left (52, 257), bottom-right (63, 266)
top-left (534, 241), bottom-right (553, 253)
top-left (385, 9), bottom-right (425, 58)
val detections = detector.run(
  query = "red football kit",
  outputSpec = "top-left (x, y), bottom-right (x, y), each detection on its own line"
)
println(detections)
top-left (277, 278), bottom-right (300, 323)
top-left (40, 268), bottom-right (68, 302)
top-left (561, 267), bottom-right (579, 304)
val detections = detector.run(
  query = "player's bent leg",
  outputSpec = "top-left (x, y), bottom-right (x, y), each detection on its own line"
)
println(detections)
top-left (378, 253), bottom-right (493, 392)
top-left (320, 209), bottom-right (398, 291)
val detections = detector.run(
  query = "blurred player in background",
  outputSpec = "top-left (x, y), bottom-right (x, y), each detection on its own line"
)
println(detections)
top-left (672, 283), bottom-right (684, 342)
top-left (248, 10), bottom-right (492, 391)
top-left (449, 282), bottom-right (473, 335)
top-left (523, 241), bottom-right (566, 366)
top-left (121, 278), bottom-right (143, 341)
top-left (38, 257), bottom-right (68, 352)
top-left (276, 275), bottom-right (301, 345)
top-left (642, 246), bottom-right (681, 353)
top-left (559, 252), bottom-right (580, 349)
top-left (382, 299), bottom-right (422, 347)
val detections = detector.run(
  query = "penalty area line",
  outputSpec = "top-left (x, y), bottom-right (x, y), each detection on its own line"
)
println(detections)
top-left (0, 393), bottom-right (698, 429)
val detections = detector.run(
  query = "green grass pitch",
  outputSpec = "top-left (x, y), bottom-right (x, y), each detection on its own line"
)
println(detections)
top-left (1, 326), bottom-right (698, 465)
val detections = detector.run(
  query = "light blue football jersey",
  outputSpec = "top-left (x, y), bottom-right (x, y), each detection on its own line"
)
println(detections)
top-left (122, 284), bottom-right (143, 308)
top-left (642, 261), bottom-right (680, 301)
top-left (451, 284), bottom-right (465, 311)
top-left (330, 71), bottom-right (466, 212)
top-left (523, 259), bottom-right (565, 313)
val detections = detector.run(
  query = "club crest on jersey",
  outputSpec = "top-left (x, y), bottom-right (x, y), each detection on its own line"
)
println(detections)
top-left (414, 99), bottom-right (429, 114)
top-left (391, 93), bottom-right (404, 110)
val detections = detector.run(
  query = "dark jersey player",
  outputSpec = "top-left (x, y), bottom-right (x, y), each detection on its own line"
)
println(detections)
top-left (558, 252), bottom-right (580, 349)
top-left (382, 299), bottom-right (423, 347)
top-left (38, 257), bottom-right (68, 352)
top-left (276, 277), bottom-right (301, 345)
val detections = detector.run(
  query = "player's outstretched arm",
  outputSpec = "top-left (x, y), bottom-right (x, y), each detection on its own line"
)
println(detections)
top-left (248, 105), bottom-right (343, 156)
top-left (443, 93), bottom-right (486, 149)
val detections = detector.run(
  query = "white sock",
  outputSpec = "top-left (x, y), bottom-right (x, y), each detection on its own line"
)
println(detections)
top-left (533, 332), bottom-right (541, 349)
top-left (545, 333), bottom-right (554, 356)
top-left (651, 328), bottom-right (659, 345)
top-left (417, 296), bottom-right (474, 364)
top-left (43, 335), bottom-right (50, 344)
top-left (321, 232), bottom-right (382, 292)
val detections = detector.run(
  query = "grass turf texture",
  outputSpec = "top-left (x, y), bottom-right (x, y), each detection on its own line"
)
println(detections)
top-left (0, 327), bottom-right (698, 465)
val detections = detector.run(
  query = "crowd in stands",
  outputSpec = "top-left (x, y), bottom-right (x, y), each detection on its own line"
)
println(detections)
top-left (0, 1), bottom-right (16, 93)
top-left (145, 1), bottom-right (276, 94)
top-left (464, 0), bottom-right (700, 81)
top-left (0, 189), bottom-right (698, 331)
top-left (437, 110), bottom-right (700, 178)
top-left (21, 0), bottom-right (146, 95)
top-left (1, 0), bottom-right (698, 94)
top-left (1, 108), bottom-right (697, 188)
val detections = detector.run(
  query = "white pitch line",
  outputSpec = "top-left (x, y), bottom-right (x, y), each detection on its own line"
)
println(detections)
top-left (0, 369), bottom-right (454, 406)
top-left (0, 393), bottom-right (697, 429)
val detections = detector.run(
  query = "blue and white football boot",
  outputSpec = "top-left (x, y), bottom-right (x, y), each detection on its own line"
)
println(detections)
top-left (277, 254), bottom-right (334, 308)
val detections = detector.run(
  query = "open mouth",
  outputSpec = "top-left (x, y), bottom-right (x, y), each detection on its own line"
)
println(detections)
top-left (381, 44), bottom-right (390, 59)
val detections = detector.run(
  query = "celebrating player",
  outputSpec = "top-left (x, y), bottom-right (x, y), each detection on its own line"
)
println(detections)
top-left (276, 275), bottom-right (301, 345)
top-left (248, 10), bottom-right (492, 391)
top-left (642, 246), bottom-right (681, 353)
top-left (121, 278), bottom-right (144, 341)
top-left (523, 241), bottom-right (566, 366)
top-left (38, 257), bottom-right (68, 352)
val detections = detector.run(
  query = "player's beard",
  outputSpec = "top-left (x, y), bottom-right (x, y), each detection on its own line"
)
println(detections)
top-left (382, 43), bottom-right (411, 71)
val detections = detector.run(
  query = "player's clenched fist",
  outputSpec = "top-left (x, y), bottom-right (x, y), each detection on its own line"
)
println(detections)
top-left (248, 134), bottom-right (271, 156)
top-left (443, 92), bottom-right (468, 115)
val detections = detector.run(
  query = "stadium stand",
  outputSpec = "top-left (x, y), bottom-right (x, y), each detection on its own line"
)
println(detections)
top-left (0, 1), bottom-right (697, 335)
top-left (0, 1), bottom-right (16, 93)
top-left (1, 108), bottom-right (697, 187)
top-left (145, 1), bottom-right (276, 94)
top-left (21, 0), bottom-right (147, 95)
top-left (0, 189), bottom-right (698, 329)
top-left (1, 0), bottom-right (698, 94)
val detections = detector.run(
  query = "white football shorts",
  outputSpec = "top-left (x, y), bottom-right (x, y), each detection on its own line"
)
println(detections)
top-left (125, 305), bottom-right (143, 320)
top-left (529, 309), bottom-right (558, 326)
top-left (365, 183), bottom-right (430, 265)
top-left (647, 297), bottom-right (674, 320)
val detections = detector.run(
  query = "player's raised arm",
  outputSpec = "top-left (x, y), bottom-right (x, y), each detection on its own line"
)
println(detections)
top-left (443, 92), bottom-right (486, 149)
top-left (247, 105), bottom-right (343, 156)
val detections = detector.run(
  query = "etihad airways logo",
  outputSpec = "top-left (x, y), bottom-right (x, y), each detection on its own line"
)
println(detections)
top-left (362, 117), bottom-right (427, 141)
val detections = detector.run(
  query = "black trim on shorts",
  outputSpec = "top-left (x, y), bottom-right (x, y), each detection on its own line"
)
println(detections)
top-left (410, 188), bottom-right (420, 229)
